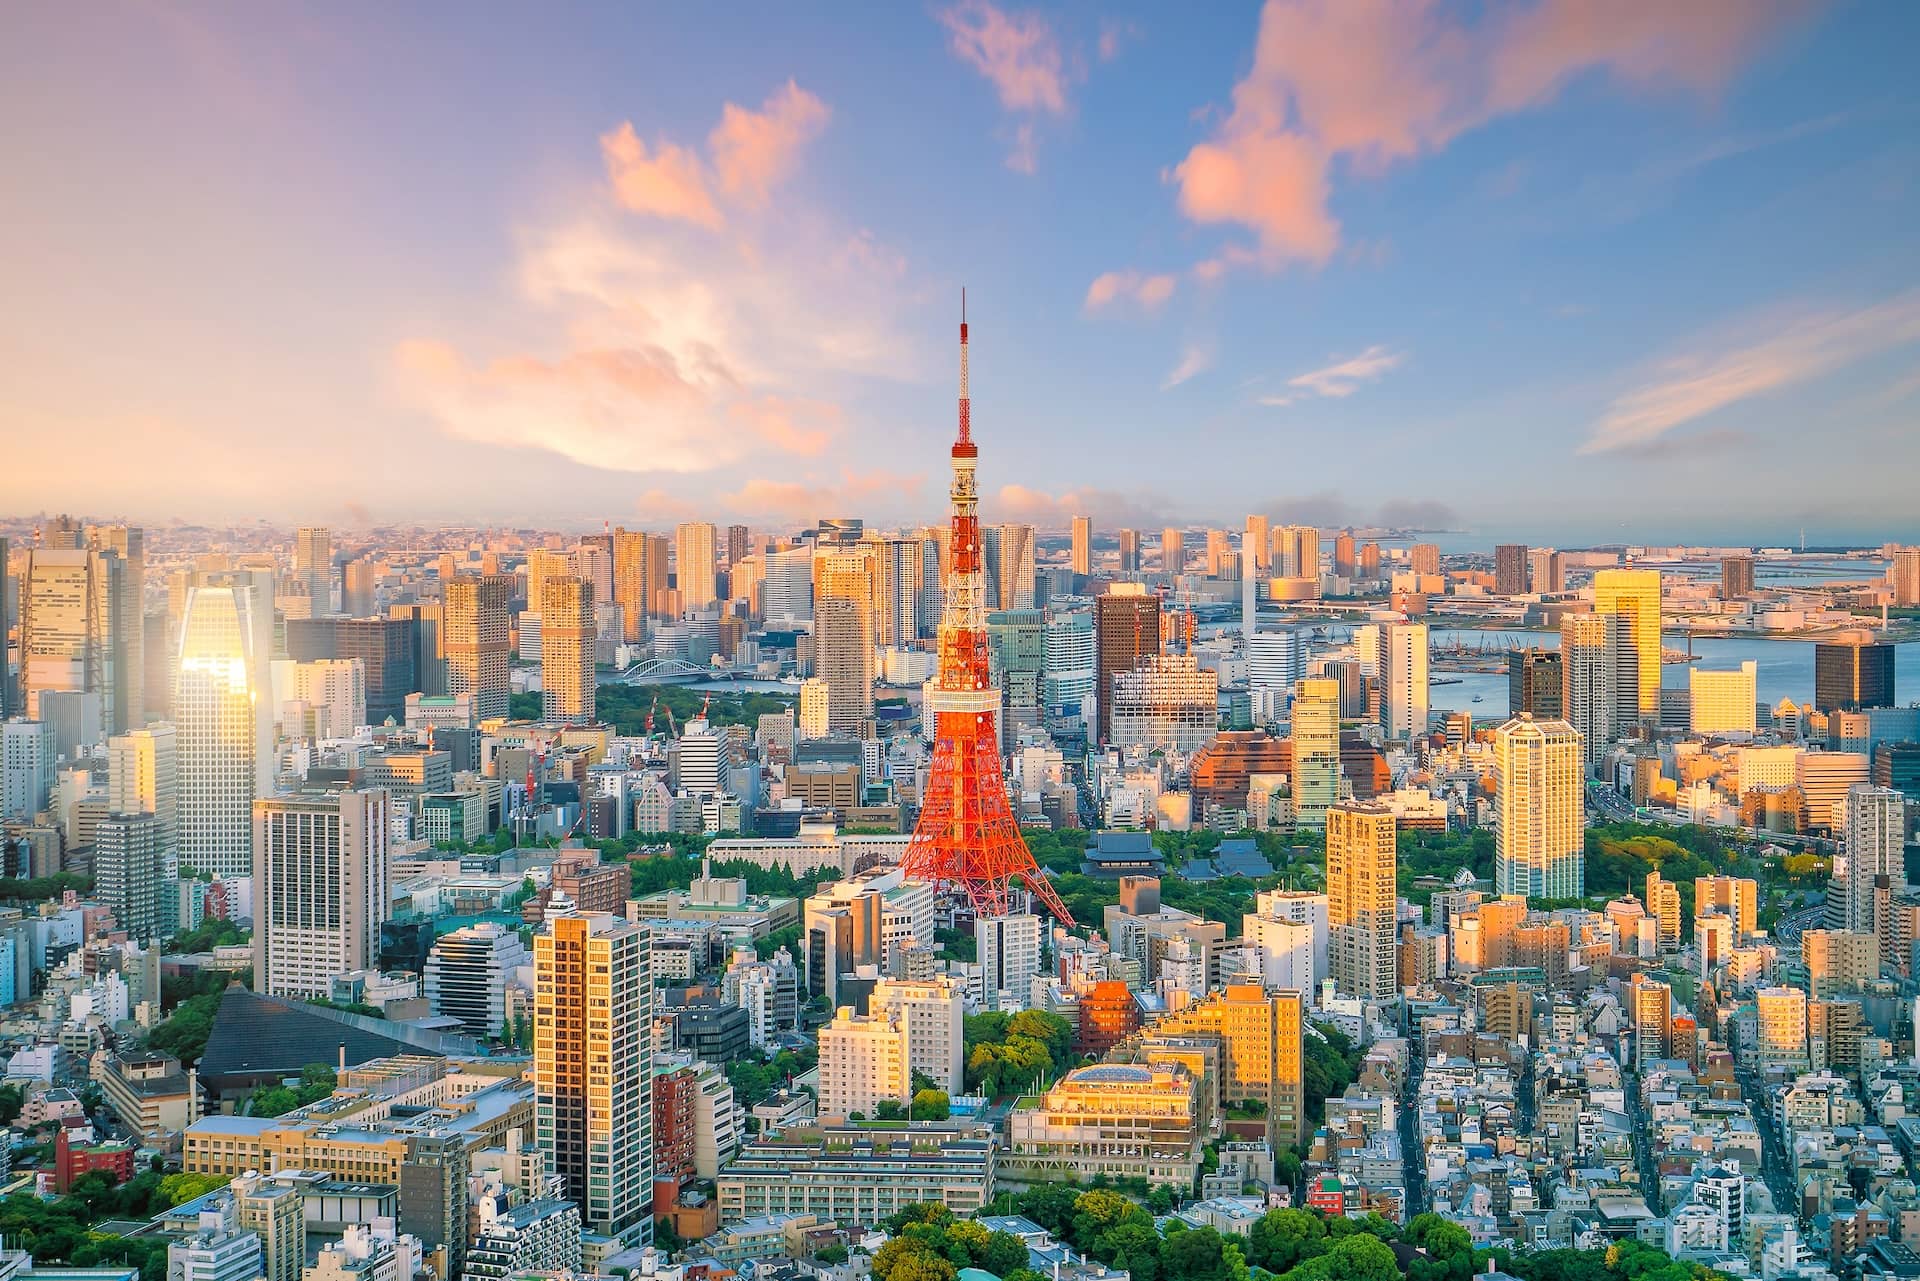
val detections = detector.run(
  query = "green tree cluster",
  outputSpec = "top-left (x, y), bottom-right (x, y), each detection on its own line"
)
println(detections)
top-left (873, 1205), bottom-right (1032, 1281)
top-left (245, 1064), bottom-right (337, 1118)
top-left (964, 1009), bottom-right (1074, 1097)
top-left (167, 918), bottom-right (247, 954)
top-left (0, 872), bottom-right (92, 903)
top-left (725, 1044), bottom-right (817, 1110)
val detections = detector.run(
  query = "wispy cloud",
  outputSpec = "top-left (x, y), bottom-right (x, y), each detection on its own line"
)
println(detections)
top-left (1161, 344), bottom-right (1213, 390)
top-left (1581, 290), bottom-right (1920, 455)
top-left (1085, 269), bottom-right (1177, 312)
top-left (1173, 0), bottom-right (1808, 270)
top-left (1259, 344), bottom-right (1403, 405)
top-left (938, 0), bottom-right (1073, 171)
top-left (1097, 18), bottom-right (1141, 62)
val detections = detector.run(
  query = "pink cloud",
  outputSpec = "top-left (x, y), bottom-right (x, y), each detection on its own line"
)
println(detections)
top-left (601, 123), bottom-right (721, 228)
top-left (939, 0), bottom-right (1069, 113)
top-left (1084, 270), bottom-right (1177, 312)
top-left (711, 80), bottom-right (831, 204)
top-left (721, 469), bottom-right (924, 521)
top-left (729, 395), bottom-right (842, 456)
top-left (601, 80), bottom-right (830, 227)
top-left (1175, 0), bottom-right (1806, 269)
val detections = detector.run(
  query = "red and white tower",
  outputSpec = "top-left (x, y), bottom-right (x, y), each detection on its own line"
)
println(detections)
top-left (900, 294), bottom-right (1074, 925)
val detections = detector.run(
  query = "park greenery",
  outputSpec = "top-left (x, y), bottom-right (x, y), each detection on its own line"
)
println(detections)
top-left (146, 967), bottom-right (236, 1066)
top-left (166, 918), bottom-right (248, 954)
top-left (725, 1043), bottom-right (818, 1112)
top-left (510, 683), bottom-right (794, 734)
top-left (962, 1008), bottom-right (1074, 1097)
top-left (0, 1165), bottom-right (237, 1281)
top-left (0, 872), bottom-right (91, 903)
top-left (245, 1064), bottom-right (337, 1118)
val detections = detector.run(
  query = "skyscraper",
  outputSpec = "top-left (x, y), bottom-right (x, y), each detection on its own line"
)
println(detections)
top-left (1593, 568), bottom-right (1661, 719)
top-left (1528, 548), bottom-right (1564, 594)
top-left (540, 577), bottom-right (595, 726)
top-left (1042, 609), bottom-right (1096, 740)
top-left (2, 719), bottom-right (52, 821)
top-left (1070, 516), bottom-right (1092, 576)
top-left (293, 527), bottom-right (332, 613)
top-left (96, 813), bottom-right (165, 940)
top-left (1117, 529), bottom-right (1140, 574)
top-left (176, 584), bottom-right (271, 879)
top-left (341, 557), bottom-right (378, 617)
top-left (1561, 612), bottom-right (1634, 766)
top-left (761, 545), bottom-right (815, 625)
top-left (108, 723), bottom-right (178, 923)
top-left (85, 524), bottom-right (145, 733)
top-left (1094, 587), bottom-right (1160, 744)
top-left (1327, 802), bottom-right (1398, 1001)
top-left (1689, 661), bottom-right (1757, 735)
top-left (1331, 531), bottom-right (1354, 580)
top-left (253, 785), bottom-right (390, 998)
top-left (1160, 528), bottom-right (1185, 576)
top-left (1494, 544), bottom-right (1529, 595)
top-left (1205, 530), bottom-right (1236, 578)
top-left (1492, 715), bottom-right (1584, 901)
top-left (1382, 623), bottom-right (1429, 742)
top-left (1891, 547), bottom-right (1920, 607)
top-left (1507, 649), bottom-right (1562, 719)
top-left (1839, 785), bottom-right (1905, 949)
top-left (675, 522), bottom-right (718, 612)
top-left (19, 545), bottom-right (122, 731)
top-left (535, 912), bottom-right (653, 1243)
top-left (1290, 676), bottom-right (1341, 829)
top-left (1721, 556), bottom-right (1755, 599)
top-left (813, 548), bottom-right (876, 734)
top-left (612, 528), bottom-right (666, 638)
top-left (871, 537), bottom-right (926, 648)
top-left (1408, 544), bottom-right (1441, 576)
top-left (1275, 525), bottom-right (1320, 580)
top-left (1813, 633), bottom-right (1896, 712)
top-left (444, 575), bottom-right (510, 722)
top-left (1246, 515), bottom-right (1271, 577)
top-left (989, 523), bottom-right (1036, 609)
top-left (725, 524), bottom-right (750, 566)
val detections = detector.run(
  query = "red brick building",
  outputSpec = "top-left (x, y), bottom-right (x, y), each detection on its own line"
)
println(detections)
top-left (54, 1128), bottom-right (137, 1193)
top-left (652, 1066), bottom-right (698, 1216)
top-left (1075, 981), bottom-right (1141, 1057)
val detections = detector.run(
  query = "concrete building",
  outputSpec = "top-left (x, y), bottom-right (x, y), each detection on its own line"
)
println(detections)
top-left (1560, 612), bottom-right (1634, 766)
top-left (975, 912), bottom-right (1042, 1013)
top-left (1327, 803), bottom-right (1397, 1001)
top-left (424, 922), bottom-right (529, 1039)
top-left (1690, 661), bottom-right (1757, 736)
top-left (675, 522), bottom-right (718, 612)
top-left (253, 786), bottom-right (390, 1000)
top-left (1491, 715), bottom-right (1584, 901)
top-left (817, 1006), bottom-right (910, 1121)
top-left (535, 911), bottom-right (653, 1243)
top-left (1289, 677), bottom-right (1341, 830)
top-left (872, 977), bottom-right (965, 1093)
top-left (1005, 1062), bottom-right (1202, 1186)
top-left (443, 575), bottom-right (511, 723)
top-left (1593, 568), bottom-right (1661, 719)
top-left (539, 577), bottom-right (595, 726)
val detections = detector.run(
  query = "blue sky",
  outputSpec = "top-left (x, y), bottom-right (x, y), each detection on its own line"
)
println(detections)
top-left (2, 1), bottom-right (1917, 545)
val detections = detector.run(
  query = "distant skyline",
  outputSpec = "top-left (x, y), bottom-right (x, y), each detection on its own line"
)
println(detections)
top-left (4, 3), bottom-right (1918, 543)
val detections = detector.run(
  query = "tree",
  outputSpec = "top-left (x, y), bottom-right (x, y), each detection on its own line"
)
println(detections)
top-left (912, 1089), bottom-right (951, 1120)
top-left (0, 1084), bottom-right (22, 1125)
top-left (816, 1245), bottom-right (850, 1265)
top-left (1247, 1207), bottom-right (1327, 1274)
top-left (979, 1232), bottom-right (1030, 1278)
top-left (1309, 1235), bottom-right (1399, 1281)
top-left (875, 1099), bottom-right (908, 1121)
top-left (1161, 1226), bottom-right (1232, 1281)
top-left (873, 1239), bottom-right (956, 1281)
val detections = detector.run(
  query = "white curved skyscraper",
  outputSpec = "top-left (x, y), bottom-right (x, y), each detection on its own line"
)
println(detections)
top-left (176, 583), bottom-right (271, 879)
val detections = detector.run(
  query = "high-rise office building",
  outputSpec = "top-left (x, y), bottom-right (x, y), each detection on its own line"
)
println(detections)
top-left (725, 524), bottom-right (750, 566)
top-left (286, 616), bottom-right (418, 725)
top-left (1108, 655), bottom-right (1218, 752)
top-left (1274, 525), bottom-right (1320, 581)
top-left (611, 529), bottom-right (664, 638)
top-left (1327, 802), bottom-right (1398, 1001)
top-left (987, 523), bottom-right (1036, 610)
top-left (1094, 587), bottom-right (1160, 744)
top-left (108, 723), bottom-right (178, 915)
top-left (341, 558), bottom-right (378, 618)
top-left (1690, 661), bottom-right (1757, 735)
top-left (761, 545), bottom-right (815, 625)
top-left (1528, 548), bottom-right (1564, 594)
top-left (1290, 677), bottom-right (1341, 829)
top-left (96, 812), bottom-right (165, 940)
top-left (19, 545), bottom-right (123, 732)
top-left (2, 719), bottom-right (52, 820)
top-left (987, 609), bottom-right (1044, 745)
top-left (1331, 531), bottom-right (1354, 580)
top-left (1247, 628), bottom-right (1306, 722)
top-left (870, 537), bottom-right (925, 648)
top-left (1560, 612), bottom-right (1634, 766)
top-left (1593, 569), bottom-right (1661, 719)
top-left (1507, 649), bottom-right (1562, 720)
top-left (535, 912), bottom-right (653, 1243)
top-left (1042, 609), bottom-right (1096, 740)
top-left (1070, 516), bottom-right (1092, 576)
top-left (424, 921), bottom-right (529, 1038)
top-left (675, 522), bottom-right (718, 612)
top-left (1160, 528), bottom-right (1185, 576)
top-left (1492, 715), bottom-right (1584, 901)
top-left (1494, 544), bottom-right (1529, 595)
top-left (1722, 556), bottom-right (1755, 599)
top-left (85, 524), bottom-right (145, 733)
top-left (1891, 547), bottom-right (1920, 607)
top-left (1117, 529), bottom-right (1140, 574)
top-left (1382, 623), bottom-right (1429, 742)
top-left (293, 527), bottom-right (332, 613)
top-left (443, 575), bottom-right (511, 722)
top-left (1813, 633), bottom-right (1896, 713)
top-left (974, 913), bottom-right (1042, 1013)
top-left (540, 578), bottom-right (595, 726)
top-left (813, 549), bottom-right (876, 734)
top-left (253, 786), bottom-right (390, 999)
top-left (1247, 515), bottom-right (1272, 577)
top-left (176, 585), bottom-right (271, 880)
top-left (1839, 785), bottom-right (1906, 950)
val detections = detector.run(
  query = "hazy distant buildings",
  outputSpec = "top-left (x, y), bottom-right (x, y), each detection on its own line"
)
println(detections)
top-left (1492, 715), bottom-right (1584, 901)
top-left (1722, 555), bottom-right (1756, 598)
top-left (293, 527), bottom-right (332, 612)
top-left (1160, 528), bottom-right (1185, 576)
top-left (1814, 633), bottom-right (1896, 712)
top-left (1069, 515), bottom-right (1092, 576)
top-left (1593, 568), bottom-right (1661, 719)
top-left (1528, 548), bottom-right (1564, 594)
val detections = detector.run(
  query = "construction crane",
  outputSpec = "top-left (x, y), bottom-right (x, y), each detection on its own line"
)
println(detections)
top-left (644, 692), bottom-right (659, 736)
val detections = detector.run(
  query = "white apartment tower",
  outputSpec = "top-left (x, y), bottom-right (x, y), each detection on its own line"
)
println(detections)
top-left (253, 787), bottom-right (391, 998)
top-left (1492, 715), bottom-right (1585, 901)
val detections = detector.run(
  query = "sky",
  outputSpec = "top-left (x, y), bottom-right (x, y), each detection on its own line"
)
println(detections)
top-left (2, 1), bottom-right (1918, 546)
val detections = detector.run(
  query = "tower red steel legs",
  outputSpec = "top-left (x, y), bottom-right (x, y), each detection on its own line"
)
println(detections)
top-left (900, 293), bottom-right (1074, 926)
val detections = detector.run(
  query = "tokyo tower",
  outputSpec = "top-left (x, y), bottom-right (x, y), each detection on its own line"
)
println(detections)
top-left (900, 294), bottom-right (1075, 926)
